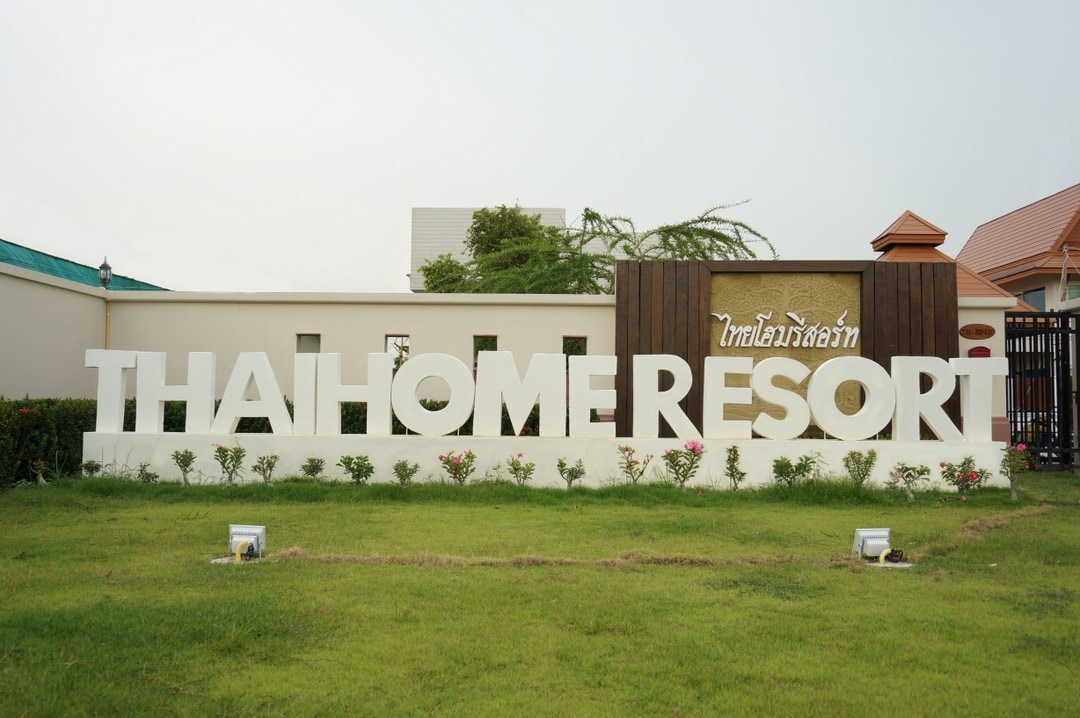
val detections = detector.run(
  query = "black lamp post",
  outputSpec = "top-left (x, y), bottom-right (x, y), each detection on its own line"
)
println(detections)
top-left (98, 258), bottom-right (112, 289)
top-left (99, 258), bottom-right (113, 348)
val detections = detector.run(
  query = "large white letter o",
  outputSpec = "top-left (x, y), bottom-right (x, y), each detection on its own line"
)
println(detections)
top-left (807, 356), bottom-right (894, 440)
top-left (391, 353), bottom-right (475, 436)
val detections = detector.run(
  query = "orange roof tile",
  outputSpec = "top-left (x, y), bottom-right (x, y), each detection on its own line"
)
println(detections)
top-left (871, 210), bottom-right (947, 251)
top-left (874, 213), bottom-right (1018, 302)
top-left (957, 182), bottom-right (1080, 277)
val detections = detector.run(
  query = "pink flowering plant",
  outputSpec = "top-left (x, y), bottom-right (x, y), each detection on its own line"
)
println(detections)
top-left (939, 456), bottom-right (991, 495)
top-left (616, 445), bottom-right (653, 485)
top-left (1000, 443), bottom-right (1037, 501)
top-left (506, 452), bottom-right (536, 486)
top-left (662, 440), bottom-right (706, 488)
top-left (438, 450), bottom-right (476, 485)
top-left (887, 462), bottom-right (930, 502)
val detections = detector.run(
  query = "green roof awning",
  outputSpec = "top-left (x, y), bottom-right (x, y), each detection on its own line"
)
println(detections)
top-left (0, 238), bottom-right (167, 291)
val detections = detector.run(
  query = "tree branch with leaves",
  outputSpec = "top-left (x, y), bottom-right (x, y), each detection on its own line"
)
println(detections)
top-left (420, 203), bottom-right (774, 295)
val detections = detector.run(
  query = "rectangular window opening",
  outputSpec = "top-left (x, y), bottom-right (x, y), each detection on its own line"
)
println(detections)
top-left (1016, 288), bottom-right (1046, 311)
top-left (562, 336), bottom-right (588, 357)
top-left (296, 333), bottom-right (321, 353)
top-left (473, 335), bottom-right (498, 367)
top-left (386, 335), bottom-right (410, 368)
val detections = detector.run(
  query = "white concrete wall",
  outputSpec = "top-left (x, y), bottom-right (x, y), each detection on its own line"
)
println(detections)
top-left (2, 262), bottom-right (1013, 443)
top-left (107, 291), bottom-right (615, 399)
top-left (957, 297), bottom-right (1013, 419)
top-left (0, 264), bottom-right (105, 398)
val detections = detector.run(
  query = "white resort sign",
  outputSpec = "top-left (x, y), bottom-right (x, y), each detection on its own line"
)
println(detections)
top-left (82, 349), bottom-right (1010, 488)
top-left (86, 349), bottom-right (1004, 442)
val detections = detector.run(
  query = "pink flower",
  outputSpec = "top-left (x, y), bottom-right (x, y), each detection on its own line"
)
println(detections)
top-left (516, 453), bottom-right (523, 459)
top-left (666, 449), bottom-right (674, 455)
top-left (438, 455), bottom-right (445, 461)
top-left (1016, 443), bottom-right (1027, 452)
top-left (967, 472), bottom-right (977, 481)
top-left (940, 461), bottom-right (947, 468)
top-left (453, 457), bottom-right (461, 466)
top-left (685, 440), bottom-right (704, 454)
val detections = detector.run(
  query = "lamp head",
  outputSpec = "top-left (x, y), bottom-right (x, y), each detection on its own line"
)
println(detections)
top-left (98, 258), bottom-right (112, 289)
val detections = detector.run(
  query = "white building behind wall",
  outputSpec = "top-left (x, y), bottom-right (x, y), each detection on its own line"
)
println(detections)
top-left (409, 207), bottom-right (566, 293)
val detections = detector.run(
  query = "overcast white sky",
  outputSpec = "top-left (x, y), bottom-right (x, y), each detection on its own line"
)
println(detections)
top-left (2, 1), bottom-right (1078, 292)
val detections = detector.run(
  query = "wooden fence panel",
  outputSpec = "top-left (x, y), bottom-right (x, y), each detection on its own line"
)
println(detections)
top-left (614, 260), bottom-right (958, 436)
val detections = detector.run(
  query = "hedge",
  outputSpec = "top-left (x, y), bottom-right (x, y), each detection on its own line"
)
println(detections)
top-left (0, 398), bottom-right (543, 486)
top-left (0, 398), bottom-right (97, 485)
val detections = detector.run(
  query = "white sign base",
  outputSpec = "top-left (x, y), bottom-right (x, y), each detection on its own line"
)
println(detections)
top-left (83, 433), bottom-right (1007, 491)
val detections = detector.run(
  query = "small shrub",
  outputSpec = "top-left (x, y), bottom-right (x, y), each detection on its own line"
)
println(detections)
top-left (724, 445), bottom-right (747, 491)
top-left (887, 462), bottom-right (930, 502)
top-left (772, 454), bottom-right (819, 487)
top-left (439, 450), bottom-right (476, 485)
top-left (661, 440), bottom-right (705, 488)
top-left (251, 454), bottom-right (279, 484)
top-left (338, 455), bottom-right (375, 485)
top-left (171, 449), bottom-right (196, 486)
top-left (1000, 443), bottom-right (1037, 501)
top-left (213, 444), bottom-right (247, 485)
top-left (616, 445), bottom-right (652, 485)
top-left (506, 453), bottom-right (536, 486)
top-left (30, 459), bottom-right (50, 485)
top-left (392, 459), bottom-right (420, 486)
top-left (557, 458), bottom-right (586, 490)
top-left (300, 457), bottom-right (326, 480)
top-left (81, 460), bottom-right (102, 477)
top-left (842, 449), bottom-right (877, 487)
top-left (135, 463), bottom-right (158, 484)
top-left (939, 456), bottom-right (991, 495)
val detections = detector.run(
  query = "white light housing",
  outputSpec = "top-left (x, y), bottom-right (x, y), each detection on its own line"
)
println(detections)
top-left (852, 528), bottom-right (890, 557)
top-left (229, 524), bottom-right (266, 558)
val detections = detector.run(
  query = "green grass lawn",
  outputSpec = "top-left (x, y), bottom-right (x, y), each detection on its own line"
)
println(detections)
top-left (1, 475), bottom-right (1077, 716)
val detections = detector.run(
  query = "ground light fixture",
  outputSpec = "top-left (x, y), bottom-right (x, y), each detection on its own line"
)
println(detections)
top-left (229, 524), bottom-right (266, 563)
top-left (852, 528), bottom-right (891, 559)
top-left (852, 528), bottom-right (908, 566)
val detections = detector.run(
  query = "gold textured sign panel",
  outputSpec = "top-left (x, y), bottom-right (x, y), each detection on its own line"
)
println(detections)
top-left (710, 273), bottom-right (862, 428)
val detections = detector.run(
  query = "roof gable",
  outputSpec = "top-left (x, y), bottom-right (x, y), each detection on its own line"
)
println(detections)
top-left (871, 210), bottom-right (947, 251)
top-left (957, 182), bottom-right (1080, 277)
top-left (873, 213), bottom-right (1017, 302)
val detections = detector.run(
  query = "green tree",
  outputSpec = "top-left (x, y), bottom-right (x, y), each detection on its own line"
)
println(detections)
top-left (465, 205), bottom-right (548, 259)
top-left (421, 206), bottom-right (611, 294)
top-left (420, 203), bottom-right (773, 294)
top-left (420, 253), bottom-right (471, 293)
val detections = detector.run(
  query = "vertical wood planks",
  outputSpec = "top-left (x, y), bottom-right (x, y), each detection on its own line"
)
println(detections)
top-left (615, 260), bottom-right (958, 436)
